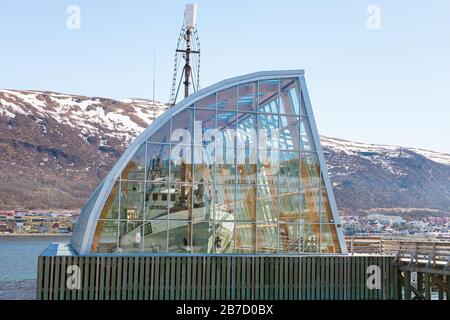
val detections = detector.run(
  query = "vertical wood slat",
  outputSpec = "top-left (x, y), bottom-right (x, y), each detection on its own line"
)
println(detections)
top-left (37, 254), bottom-right (400, 301)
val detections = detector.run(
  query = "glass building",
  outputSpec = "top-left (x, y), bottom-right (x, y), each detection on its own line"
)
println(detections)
top-left (71, 70), bottom-right (347, 255)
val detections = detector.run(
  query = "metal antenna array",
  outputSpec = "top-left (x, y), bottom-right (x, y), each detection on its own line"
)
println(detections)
top-left (169, 4), bottom-right (200, 106)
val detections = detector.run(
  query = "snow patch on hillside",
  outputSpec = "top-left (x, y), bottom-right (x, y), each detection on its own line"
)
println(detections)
top-left (321, 136), bottom-right (450, 168)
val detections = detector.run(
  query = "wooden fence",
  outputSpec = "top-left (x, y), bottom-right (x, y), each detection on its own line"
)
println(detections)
top-left (37, 255), bottom-right (397, 300)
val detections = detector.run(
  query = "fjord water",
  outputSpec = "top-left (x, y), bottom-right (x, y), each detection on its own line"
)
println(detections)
top-left (0, 236), bottom-right (70, 300)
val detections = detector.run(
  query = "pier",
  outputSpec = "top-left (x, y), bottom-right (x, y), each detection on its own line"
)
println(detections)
top-left (347, 237), bottom-right (450, 300)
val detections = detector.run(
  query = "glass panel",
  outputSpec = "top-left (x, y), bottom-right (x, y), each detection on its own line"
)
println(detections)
top-left (193, 163), bottom-right (214, 184)
top-left (301, 189), bottom-right (321, 224)
top-left (279, 223), bottom-right (299, 253)
top-left (301, 152), bottom-right (320, 189)
top-left (258, 114), bottom-right (280, 157)
top-left (258, 113), bottom-right (279, 130)
top-left (146, 143), bottom-right (170, 182)
top-left (258, 79), bottom-right (279, 114)
top-left (238, 82), bottom-right (256, 112)
top-left (194, 109), bottom-right (216, 143)
top-left (278, 186), bottom-right (300, 222)
top-left (143, 220), bottom-right (168, 253)
top-left (168, 183), bottom-right (192, 220)
top-left (236, 113), bottom-right (257, 152)
top-left (148, 121), bottom-right (171, 143)
top-left (215, 163), bottom-right (236, 185)
top-left (280, 78), bottom-right (300, 116)
top-left (300, 117), bottom-right (315, 151)
top-left (300, 92), bottom-right (308, 116)
top-left (235, 222), bottom-right (255, 253)
top-left (256, 185), bottom-right (277, 222)
top-left (120, 180), bottom-right (145, 220)
top-left (171, 158), bottom-right (192, 183)
top-left (213, 221), bottom-right (234, 253)
top-left (235, 185), bottom-right (256, 221)
top-left (118, 220), bottom-right (143, 253)
top-left (277, 151), bottom-right (300, 186)
top-left (192, 221), bottom-right (214, 253)
top-left (213, 184), bottom-right (235, 221)
top-left (145, 183), bottom-right (169, 220)
top-left (121, 143), bottom-right (146, 181)
top-left (216, 126), bottom-right (235, 151)
top-left (236, 163), bottom-right (257, 185)
top-left (217, 86), bottom-right (237, 111)
top-left (320, 224), bottom-right (340, 253)
top-left (168, 220), bottom-right (190, 253)
top-left (257, 222), bottom-right (278, 253)
top-left (192, 183), bottom-right (214, 221)
top-left (171, 109), bottom-right (193, 145)
top-left (320, 186), bottom-right (335, 224)
top-left (215, 146), bottom-right (235, 166)
top-left (93, 220), bottom-right (117, 253)
top-left (98, 181), bottom-right (120, 219)
top-left (279, 115), bottom-right (300, 150)
top-left (195, 93), bottom-right (216, 110)
top-left (217, 110), bottom-right (238, 130)
top-left (258, 148), bottom-right (279, 185)
top-left (302, 224), bottom-right (320, 253)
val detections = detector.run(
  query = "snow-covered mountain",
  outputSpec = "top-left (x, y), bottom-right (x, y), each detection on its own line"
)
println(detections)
top-left (321, 136), bottom-right (450, 217)
top-left (0, 89), bottom-right (168, 147)
top-left (1, 89), bottom-right (449, 217)
top-left (0, 89), bottom-right (169, 209)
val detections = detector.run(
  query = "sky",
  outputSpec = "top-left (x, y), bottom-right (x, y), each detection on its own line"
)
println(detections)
top-left (1, 0), bottom-right (450, 153)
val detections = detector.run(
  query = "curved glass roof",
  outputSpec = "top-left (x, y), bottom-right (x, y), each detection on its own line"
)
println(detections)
top-left (71, 70), bottom-right (347, 255)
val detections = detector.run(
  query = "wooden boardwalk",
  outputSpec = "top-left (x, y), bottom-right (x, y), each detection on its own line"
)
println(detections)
top-left (346, 236), bottom-right (450, 300)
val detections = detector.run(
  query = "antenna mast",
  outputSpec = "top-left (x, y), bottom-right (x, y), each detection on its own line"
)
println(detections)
top-left (169, 3), bottom-right (200, 106)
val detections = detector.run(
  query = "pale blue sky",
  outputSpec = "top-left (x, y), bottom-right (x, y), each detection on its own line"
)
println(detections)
top-left (1, 1), bottom-right (450, 153)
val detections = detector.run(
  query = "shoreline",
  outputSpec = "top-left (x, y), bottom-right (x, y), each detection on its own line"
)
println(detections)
top-left (0, 233), bottom-right (72, 237)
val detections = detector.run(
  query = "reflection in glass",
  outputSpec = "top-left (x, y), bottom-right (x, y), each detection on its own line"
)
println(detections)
top-left (118, 220), bottom-right (143, 252)
top-left (279, 223), bottom-right (299, 253)
top-left (143, 220), bottom-right (168, 253)
top-left (238, 82), bottom-right (256, 112)
top-left (122, 143), bottom-right (146, 181)
top-left (256, 185), bottom-right (277, 222)
top-left (277, 151), bottom-right (300, 186)
top-left (196, 93), bottom-right (216, 110)
top-left (171, 108), bottom-right (193, 142)
top-left (120, 180), bottom-right (145, 220)
top-left (278, 186), bottom-right (300, 222)
top-left (145, 183), bottom-right (169, 220)
top-left (301, 152), bottom-right (320, 188)
top-left (279, 116), bottom-right (300, 150)
top-left (300, 117), bottom-right (315, 151)
top-left (235, 185), bottom-right (256, 221)
top-left (168, 220), bottom-right (190, 253)
top-left (168, 183), bottom-right (192, 220)
top-left (235, 222), bottom-right (256, 253)
top-left (94, 220), bottom-right (117, 253)
top-left (258, 79), bottom-right (279, 114)
top-left (91, 77), bottom-right (342, 254)
top-left (217, 86), bottom-right (237, 111)
top-left (146, 143), bottom-right (170, 182)
top-left (257, 223), bottom-right (278, 253)
top-left (280, 78), bottom-right (300, 116)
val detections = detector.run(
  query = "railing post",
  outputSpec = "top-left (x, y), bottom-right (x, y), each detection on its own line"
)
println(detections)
top-left (350, 237), bottom-right (354, 255)
top-left (404, 271), bottom-right (411, 300)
